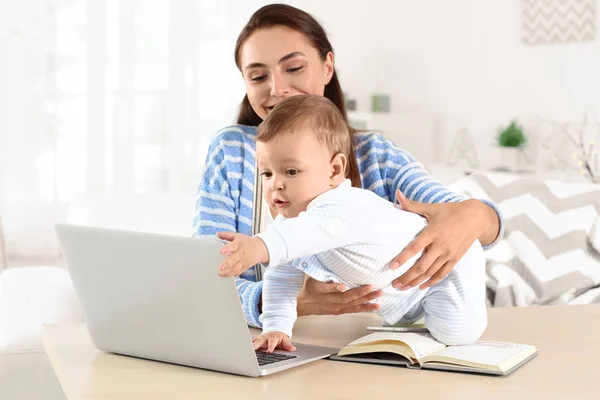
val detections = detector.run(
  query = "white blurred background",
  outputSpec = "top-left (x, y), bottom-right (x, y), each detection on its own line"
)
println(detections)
top-left (1, 0), bottom-right (599, 265)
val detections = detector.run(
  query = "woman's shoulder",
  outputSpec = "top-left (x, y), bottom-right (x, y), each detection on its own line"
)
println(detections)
top-left (209, 124), bottom-right (257, 144)
top-left (204, 124), bottom-right (258, 164)
top-left (354, 130), bottom-right (398, 149)
top-left (353, 130), bottom-right (416, 165)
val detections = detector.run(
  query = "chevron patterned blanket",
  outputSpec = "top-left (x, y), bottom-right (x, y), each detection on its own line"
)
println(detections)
top-left (449, 172), bottom-right (600, 307)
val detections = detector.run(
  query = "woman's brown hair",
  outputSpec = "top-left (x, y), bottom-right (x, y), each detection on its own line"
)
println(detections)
top-left (233, 3), bottom-right (361, 187)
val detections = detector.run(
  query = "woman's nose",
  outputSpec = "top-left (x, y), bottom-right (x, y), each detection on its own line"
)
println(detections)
top-left (270, 71), bottom-right (290, 98)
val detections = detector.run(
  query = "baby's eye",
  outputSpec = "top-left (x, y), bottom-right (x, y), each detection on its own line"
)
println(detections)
top-left (286, 169), bottom-right (299, 176)
top-left (260, 171), bottom-right (272, 179)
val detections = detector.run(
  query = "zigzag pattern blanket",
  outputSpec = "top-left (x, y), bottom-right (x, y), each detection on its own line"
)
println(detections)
top-left (449, 172), bottom-right (600, 306)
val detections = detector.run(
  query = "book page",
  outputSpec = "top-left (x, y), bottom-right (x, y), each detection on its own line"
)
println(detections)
top-left (348, 332), bottom-right (446, 359)
top-left (423, 342), bottom-right (534, 368)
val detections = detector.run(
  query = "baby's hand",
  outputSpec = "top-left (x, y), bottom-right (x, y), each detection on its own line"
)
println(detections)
top-left (253, 331), bottom-right (296, 353)
top-left (217, 232), bottom-right (269, 277)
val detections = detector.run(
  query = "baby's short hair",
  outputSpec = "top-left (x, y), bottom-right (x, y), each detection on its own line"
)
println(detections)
top-left (256, 94), bottom-right (351, 160)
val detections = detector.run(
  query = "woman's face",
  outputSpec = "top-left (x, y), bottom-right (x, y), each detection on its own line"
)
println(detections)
top-left (239, 26), bottom-right (334, 121)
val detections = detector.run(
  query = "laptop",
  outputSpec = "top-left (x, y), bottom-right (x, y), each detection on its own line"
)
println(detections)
top-left (54, 223), bottom-right (338, 377)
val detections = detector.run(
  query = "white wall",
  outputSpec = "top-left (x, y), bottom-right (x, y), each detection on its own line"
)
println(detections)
top-left (205, 0), bottom-right (600, 169)
top-left (2, 0), bottom-right (598, 261)
top-left (3, 0), bottom-right (598, 172)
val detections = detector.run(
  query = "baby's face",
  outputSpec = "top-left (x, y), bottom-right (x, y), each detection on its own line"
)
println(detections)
top-left (256, 131), bottom-right (333, 218)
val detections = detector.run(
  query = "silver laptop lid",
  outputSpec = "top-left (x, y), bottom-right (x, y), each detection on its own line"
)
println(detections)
top-left (252, 162), bottom-right (264, 281)
top-left (55, 224), bottom-right (261, 376)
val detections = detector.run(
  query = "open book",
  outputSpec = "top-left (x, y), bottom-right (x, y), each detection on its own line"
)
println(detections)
top-left (329, 332), bottom-right (537, 376)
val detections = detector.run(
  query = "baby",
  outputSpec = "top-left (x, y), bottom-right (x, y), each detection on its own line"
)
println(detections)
top-left (218, 94), bottom-right (487, 352)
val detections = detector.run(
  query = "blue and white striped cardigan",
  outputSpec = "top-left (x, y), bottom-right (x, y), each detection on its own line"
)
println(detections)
top-left (193, 125), bottom-right (503, 327)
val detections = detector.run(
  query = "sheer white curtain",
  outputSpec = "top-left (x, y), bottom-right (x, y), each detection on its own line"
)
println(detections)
top-left (0, 0), bottom-right (244, 263)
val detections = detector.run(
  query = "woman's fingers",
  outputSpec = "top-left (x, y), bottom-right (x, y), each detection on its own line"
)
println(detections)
top-left (308, 278), bottom-right (347, 294)
top-left (402, 253), bottom-right (446, 289)
top-left (395, 189), bottom-right (431, 218)
top-left (300, 278), bottom-right (383, 316)
top-left (392, 247), bottom-right (441, 289)
top-left (419, 260), bottom-right (457, 289)
top-left (340, 286), bottom-right (382, 304)
top-left (333, 288), bottom-right (382, 314)
top-left (389, 231), bottom-right (432, 270)
top-left (336, 301), bottom-right (381, 315)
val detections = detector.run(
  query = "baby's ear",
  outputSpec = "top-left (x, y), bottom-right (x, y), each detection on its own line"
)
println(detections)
top-left (329, 153), bottom-right (347, 185)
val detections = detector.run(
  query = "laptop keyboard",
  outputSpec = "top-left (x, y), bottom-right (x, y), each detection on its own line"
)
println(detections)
top-left (255, 350), bottom-right (297, 366)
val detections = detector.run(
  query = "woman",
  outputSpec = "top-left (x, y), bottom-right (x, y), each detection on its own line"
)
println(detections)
top-left (194, 4), bottom-right (502, 328)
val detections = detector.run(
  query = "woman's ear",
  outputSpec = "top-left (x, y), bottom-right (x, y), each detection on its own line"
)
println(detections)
top-left (329, 153), bottom-right (347, 186)
top-left (324, 52), bottom-right (334, 84)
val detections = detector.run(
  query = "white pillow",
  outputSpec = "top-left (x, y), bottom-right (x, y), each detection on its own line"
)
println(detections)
top-left (590, 216), bottom-right (600, 253)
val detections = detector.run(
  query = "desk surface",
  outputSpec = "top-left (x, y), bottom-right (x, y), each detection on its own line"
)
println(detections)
top-left (43, 304), bottom-right (600, 400)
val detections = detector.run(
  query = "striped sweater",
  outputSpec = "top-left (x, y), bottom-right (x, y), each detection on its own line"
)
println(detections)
top-left (257, 179), bottom-right (487, 345)
top-left (194, 124), bottom-right (503, 328)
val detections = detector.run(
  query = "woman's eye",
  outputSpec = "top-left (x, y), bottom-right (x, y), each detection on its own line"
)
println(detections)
top-left (286, 169), bottom-right (299, 176)
top-left (251, 75), bottom-right (266, 82)
top-left (287, 67), bottom-right (302, 73)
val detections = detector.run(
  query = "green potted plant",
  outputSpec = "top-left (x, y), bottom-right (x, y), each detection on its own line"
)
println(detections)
top-left (497, 120), bottom-right (527, 169)
top-left (498, 120), bottom-right (527, 148)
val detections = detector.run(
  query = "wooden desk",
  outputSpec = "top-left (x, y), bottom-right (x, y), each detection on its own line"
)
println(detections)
top-left (43, 305), bottom-right (600, 399)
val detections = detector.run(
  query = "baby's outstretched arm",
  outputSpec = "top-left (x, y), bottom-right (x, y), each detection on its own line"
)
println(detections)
top-left (217, 232), bottom-right (269, 277)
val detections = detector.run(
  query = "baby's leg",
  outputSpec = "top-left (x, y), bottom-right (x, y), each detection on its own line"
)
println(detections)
top-left (395, 302), bottom-right (425, 324)
top-left (420, 243), bottom-right (487, 345)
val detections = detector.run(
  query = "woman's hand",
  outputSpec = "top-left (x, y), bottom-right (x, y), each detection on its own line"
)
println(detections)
top-left (296, 276), bottom-right (383, 317)
top-left (390, 189), bottom-right (498, 290)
